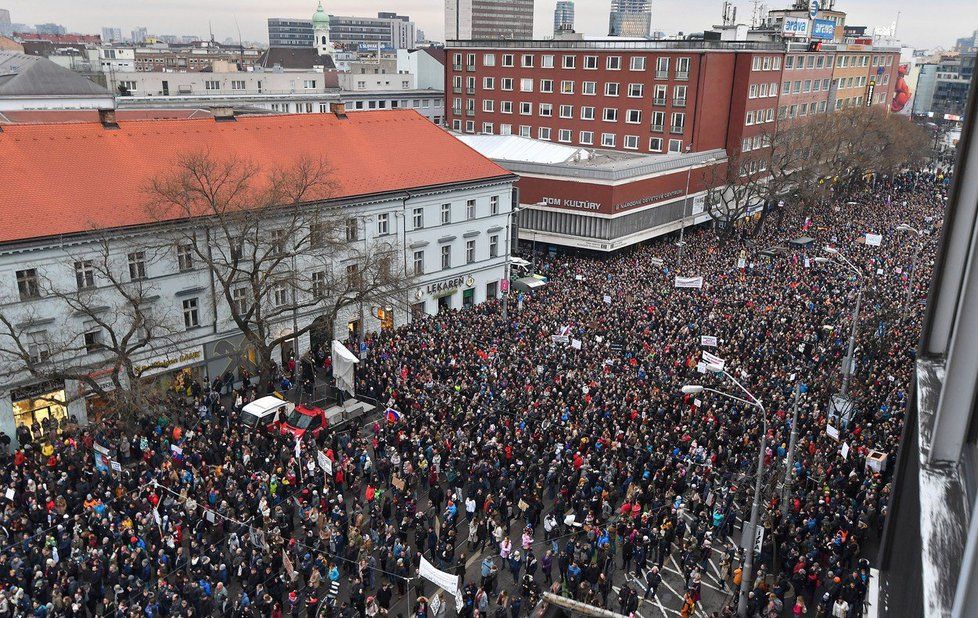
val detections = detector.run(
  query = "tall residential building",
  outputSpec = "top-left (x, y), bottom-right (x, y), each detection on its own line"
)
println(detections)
top-left (609, 0), bottom-right (652, 38)
top-left (445, 0), bottom-right (534, 41)
top-left (35, 22), bottom-right (67, 36)
top-left (268, 17), bottom-right (316, 47)
top-left (553, 1), bottom-right (574, 35)
top-left (101, 27), bottom-right (122, 42)
top-left (0, 9), bottom-right (11, 37)
top-left (131, 26), bottom-right (148, 43)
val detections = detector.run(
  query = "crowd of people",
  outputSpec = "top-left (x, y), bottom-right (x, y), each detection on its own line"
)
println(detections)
top-left (0, 167), bottom-right (949, 617)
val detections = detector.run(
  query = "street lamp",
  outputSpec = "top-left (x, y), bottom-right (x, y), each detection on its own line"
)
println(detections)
top-left (682, 365), bottom-right (766, 618)
top-left (819, 246), bottom-right (864, 397)
top-left (502, 205), bottom-right (524, 322)
top-left (677, 155), bottom-right (717, 273)
top-left (895, 224), bottom-right (925, 310)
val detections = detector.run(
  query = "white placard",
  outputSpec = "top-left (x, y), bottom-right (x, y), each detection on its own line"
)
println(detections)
top-left (603, 295), bottom-right (612, 304)
top-left (737, 258), bottom-right (747, 269)
top-left (702, 351), bottom-right (725, 369)
top-left (170, 444), bottom-right (182, 456)
top-left (865, 233), bottom-right (883, 247)
top-left (551, 335), bottom-right (570, 345)
top-left (206, 510), bottom-right (216, 523)
top-left (694, 398), bottom-right (702, 407)
top-left (841, 442), bottom-right (850, 459)
top-left (700, 336), bottom-right (718, 347)
top-left (4, 488), bottom-right (14, 501)
top-left (318, 450), bottom-right (333, 475)
top-left (110, 460), bottom-right (122, 472)
top-left (575, 274), bottom-right (583, 281)
top-left (675, 276), bottom-right (704, 289)
top-left (696, 362), bottom-right (707, 374)
top-left (826, 424), bottom-right (840, 441)
top-left (571, 339), bottom-right (582, 350)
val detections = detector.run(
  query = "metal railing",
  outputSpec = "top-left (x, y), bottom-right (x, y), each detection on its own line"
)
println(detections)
top-left (655, 70), bottom-right (669, 79)
top-left (676, 71), bottom-right (690, 80)
top-left (674, 98), bottom-right (687, 107)
top-left (650, 124), bottom-right (664, 132)
top-left (653, 97), bottom-right (667, 106)
top-left (670, 125), bottom-right (685, 134)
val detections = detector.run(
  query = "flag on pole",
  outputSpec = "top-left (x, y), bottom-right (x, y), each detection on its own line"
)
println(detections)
top-left (385, 407), bottom-right (402, 423)
top-left (294, 437), bottom-right (301, 458)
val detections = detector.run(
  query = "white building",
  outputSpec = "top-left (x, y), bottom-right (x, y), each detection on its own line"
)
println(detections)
top-left (0, 52), bottom-right (115, 111)
top-left (396, 48), bottom-right (446, 90)
top-left (0, 109), bottom-right (514, 445)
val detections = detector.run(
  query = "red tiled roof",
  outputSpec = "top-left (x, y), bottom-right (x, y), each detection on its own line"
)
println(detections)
top-left (0, 110), bottom-right (511, 243)
top-left (0, 109), bottom-right (213, 124)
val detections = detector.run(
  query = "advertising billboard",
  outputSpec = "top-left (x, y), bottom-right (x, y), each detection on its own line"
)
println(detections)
top-left (812, 19), bottom-right (835, 40)
top-left (782, 17), bottom-right (810, 37)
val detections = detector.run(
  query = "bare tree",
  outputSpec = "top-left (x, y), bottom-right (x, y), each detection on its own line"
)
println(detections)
top-left (702, 153), bottom-right (767, 240)
top-left (0, 234), bottom-right (182, 426)
top-left (146, 150), bottom-right (414, 393)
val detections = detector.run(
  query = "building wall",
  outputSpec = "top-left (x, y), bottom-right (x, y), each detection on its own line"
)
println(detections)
top-left (725, 51), bottom-right (784, 157)
top-left (109, 70), bottom-right (330, 96)
top-left (778, 50), bottom-right (834, 121)
top-left (691, 52), bottom-right (736, 152)
top-left (268, 18), bottom-right (315, 48)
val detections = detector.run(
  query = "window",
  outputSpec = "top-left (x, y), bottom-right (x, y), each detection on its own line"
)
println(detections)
top-left (559, 104), bottom-right (573, 118)
top-left (483, 76), bottom-right (495, 90)
top-left (602, 108), bottom-right (618, 122)
top-left (232, 287), bottom-right (250, 315)
top-left (490, 196), bottom-right (499, 216)
top-left (411, 207), bottom-right (424, 230)
top-left (312, 271), bottom-right (327, 299)
top-left (303, 80), bottom-right (316, 89)
top-left (653, 84), bottom-right (667, 105)
top-left (540, 79), bottom-right (554, 93)
top-left (482, 99), bottom-right (494, 113)
top-left (541, 55), bottom-right (554, 68)
top-left (413, 250), bottom-right (424, 275)
top-left (746, 110), bottom-right (755, 125)
top-left (604, 82), bottom-right (620, 96)
top-left (520, 78), bottom-right (534, 92)
top-left (501, 77), bottom-right (513, 91)
top-left (466, 240), bottom-right (476, 264)
top-left (346, 218), bottom-right (359, 242)
top-left (582, 81), bottom-right (597, 95)
top-left (183, 298), bottom-right (200, 329)
top-left (766, 108), bottom-right (774, 122)
top-left (489, 235), bottom-right (499, 258)
top-left (626, 109), bottom-right (641, 124)
top-left (441, 245), bottom-right (451, 270)
top-left (584, 55), bottom-right (598, 70)
top-left (232, 80), bottom-right (245, 90)
top-left (177, 244), bottom-right (194, 271)
top-left (649, 137), bottom-right (663, 152)
top-left (205, 80), bottom-right (220, 90)
top-left (502, 54), bottom-right (514, 67)
top-left (655, 57), bottom-right (669, 79)
top-left (28, 335), bottom-right (49, 364)
top-left (538, 127), bottom-right (551, 140)
top-left (624, 135), bottom-right (640, 150)
top-left (771, 82), bottom-right (779, 96)
top-left (676, 57), bottom-right (690, 79)
top-left (783, 80), bottom-right (791, 94)
top-left (803, 79), bottom-right (812, 93)
top-left (786, 56), bottom-right (794, 69)
top-left (127, 252), bottom-right (147, 281)
top-left (630, 56), bottom-right (646, 71)
top-left (519, 125), bottom-right (531, 137)
top-left (749, 84), bottom-right (758, 98)
top-left (74, 260), bottom-right (95, 290)
top-left (377, 213), bottom-right (390, 235)
top-left (520, 102), bottom-right (532, 115)
top-left (607, 56), bottom-right (621, 70)
top-left (752, 57), bottom-right (761, 71)
top-left (581, 106), bottom-right (595, 120)
top-left (773, 57), bottom-right (781, 70)
top-left (483, 53), bottom-right (496, 66)
top-left (270, 229), bottom-right (287, 255)
top-left (628, 83), bottom-right (644, 97)
top-left (501, 101), bottom-right (513, 114)
top-left (84, 330), bottom-right (101, 353)
top-left (441, 203), bottom-right (452, 225)
top-left (539, 103), bottom-right (553, 117)
top-left (346, 264), bottom-right (361, 288)
top-left (673, 85), bottom-right (687, 106)
top-left (580, 131), bottom-right (594, 145)
top-left (466, 199), bottom-right (476, 220)
top-left (671, 112), bottom-right (685, 133)
top-left (762, 57), bottom-right (772, 71)
top-left (669, 139), bottom-right (683, 153)
top-left (558, 129), bottom-right (572, 143)
top-left (560, 80), bottom-right (575, 94)
top-left (601, 133), bottom-right (616, 147)
top-left (521, 54), bottom-right (534, 68)
top-left (650, 111), bottom-right (665, 131)
top-left (563, 55), bottom-right (576, 69)
top-left (482, 122), bottom-right (495, 135)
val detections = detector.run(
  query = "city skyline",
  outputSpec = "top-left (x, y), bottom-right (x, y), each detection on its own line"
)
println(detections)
top-left (1, 0), bottom-right (974, 49)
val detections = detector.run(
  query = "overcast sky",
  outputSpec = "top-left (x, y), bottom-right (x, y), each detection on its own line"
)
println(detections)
top-left (3, 0), bottom-right (974, 49)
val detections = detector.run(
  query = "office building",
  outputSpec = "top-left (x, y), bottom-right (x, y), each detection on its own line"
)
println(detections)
top-left (131, 27), bottom-right (148, 43)
top-left (553, 1), bottom-right (574, 35)
top-left (268, 17), bottom-right (316, 47)
top-left (609, 0), bottom-right (652, 38)
top-left (329, 13), bottom-right (416, 50)
top-left (0, 9), bottom-right (11, 37)
top-left (445, 0), bottom-right (535, 41)
top-left (101, 27), bottom-right (122, 43)
top-left (35, 23), bottom-right (67, 36)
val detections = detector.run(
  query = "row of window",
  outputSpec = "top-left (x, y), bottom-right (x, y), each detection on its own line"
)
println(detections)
top-left (741, 134), bottom-right (772, 153)
top-left (452, 119), bottom-right (685, 153)
top-left (412, 234), bottom-right (501, 275)
top-left (745, 107), bottom-right (776, 126)
top-left (465, 99), bottom-right (686, 130)
top-left (457, 76), bottom-right (689, 103)
top-left (750, 55), bottom-right (783, 72)
top-left (784, 54), bottom-right (833, 71)
top-left (454, 52), bottom-right (691, 77)
top-left (778, 100), bottom-right (830, 119)
top-left (748, 82), bottom-right (781, 99)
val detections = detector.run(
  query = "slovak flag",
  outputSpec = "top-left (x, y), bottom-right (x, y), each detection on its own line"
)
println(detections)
top-left (385, 407), bottom-right (402, 424)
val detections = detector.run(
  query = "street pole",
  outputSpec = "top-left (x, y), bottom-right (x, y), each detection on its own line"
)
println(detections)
top-left (738, 417), bottom-right (767, 617)
top-left (907, 243), bottom-right (921, 309)
top-left (780, 383), bottom-right (801, 515)
top-left (840, 280), bottom-right (862, 397)
top-left (502, 206), bottom-right (517, 322)
top-left (678, 162), bottom-right (693, 273)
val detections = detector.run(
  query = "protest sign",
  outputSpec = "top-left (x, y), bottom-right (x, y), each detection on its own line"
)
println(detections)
top-left (700, 335), bottom-right (718, 347)
top-left (675, 276), bottom-right (704, 289)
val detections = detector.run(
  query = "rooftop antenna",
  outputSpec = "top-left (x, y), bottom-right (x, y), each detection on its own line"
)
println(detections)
top-left (751, 0), bottom-right (762, 28)
top-left (893, 11), bottom-right (901, 39)
top-left (209, 20), bottom-right (214, 44)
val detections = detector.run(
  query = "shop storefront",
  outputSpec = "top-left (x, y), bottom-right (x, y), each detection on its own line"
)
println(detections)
top-left (204, 335), bottom-right (258, 389)
top-left (11, 379), bottom-right (68, 443)
top-left (133, 346), bottom-right (206, 398)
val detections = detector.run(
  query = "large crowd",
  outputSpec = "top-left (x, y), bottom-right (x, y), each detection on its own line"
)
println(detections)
top-left (0, 167), bottom-right (950, 617)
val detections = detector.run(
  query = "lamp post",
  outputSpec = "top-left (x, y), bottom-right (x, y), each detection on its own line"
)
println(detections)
top-left (677, 155), bottom-right (716, 273)
top-left (502, 205), bottom-right (523, 322)
top-left (816, 246), bottom-right (864, 397)
top-left (683, 363), bottom-right (766, 618)
top-left (895, 224), bottom-right (924, 311)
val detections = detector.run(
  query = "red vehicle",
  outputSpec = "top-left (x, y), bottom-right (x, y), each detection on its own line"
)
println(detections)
top-left (279, 404), bottom-right (328, 439)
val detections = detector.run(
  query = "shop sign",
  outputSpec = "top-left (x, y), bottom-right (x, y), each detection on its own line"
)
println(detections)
top-left (134, 347), bottom-right (203, 378)
top-left (812, 19), bottom-right (835, 39)
top-left (420, 275), bottom-right (475, 298)
top-left (782, 17), bottom-right (810, 37)
top-left (614, 188), bottom-right (684, 212)
top-left (10, 379), bottom-right (63, 402)
top-left (541, 197), bottom-right (601, 211)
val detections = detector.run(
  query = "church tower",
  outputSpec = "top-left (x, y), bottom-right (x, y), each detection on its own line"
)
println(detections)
top-left (312, 1), bottom-right (333, 57)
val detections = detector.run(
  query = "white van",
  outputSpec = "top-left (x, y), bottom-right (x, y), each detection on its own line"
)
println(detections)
top-left (240, 396), bottom-right (294, 433)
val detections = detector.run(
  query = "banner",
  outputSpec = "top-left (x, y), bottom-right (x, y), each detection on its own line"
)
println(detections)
top-left (571, 339), bottom-right (582, 350)
top-left (674, 276), bottom-right (704, 289)
top-left (332, 340), bottom-right (359, 396)
top-left (865, 233), bottom-right (882, 247)
top-left (700, 336), bottom-right (718, 347)
top-left (419, 555), bottom-right (462, 609)
top-left (702, 351), bottom-right (725, 369)
top-left (317, 450), bottom-right (333, 475)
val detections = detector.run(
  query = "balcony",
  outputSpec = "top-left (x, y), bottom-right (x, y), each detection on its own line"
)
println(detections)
top-left (650, 124), bottom-right (664, 133)
top-left (653, 97), bottom-right (667, 106)
top-left (465, 109), bottom-right (475, 117)
top-left (453, 64), bottom-right (462, 71)
top-left (452, 86), bottom-right (461, 94)
top-left (655, 70), bottom-right (668, 80)
top-left (452, 107), bottom-right (462, 115)
top-left (466, 88), bottom-right (475, 95)
top-left (670, 125), bottom-right (684, 134)
top-left (467, 65), bottom-right (476, 71)
top-left (674, 98), bottom-right (687, 107)
top-left (676, 71), bottom-right (689, 81)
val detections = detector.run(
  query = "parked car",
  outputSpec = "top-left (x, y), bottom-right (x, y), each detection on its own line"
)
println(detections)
top-left (279, 404), bottom-right (328, 439)
top-left (240, 396), bottom-right (294, 433)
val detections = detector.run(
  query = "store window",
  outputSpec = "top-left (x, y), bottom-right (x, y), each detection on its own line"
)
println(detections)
top-left (12, 381), bottom-right (67, 444)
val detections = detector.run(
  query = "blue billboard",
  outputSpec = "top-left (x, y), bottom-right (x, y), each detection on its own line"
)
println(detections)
top-left (812, 19), bottom-right (835, 40)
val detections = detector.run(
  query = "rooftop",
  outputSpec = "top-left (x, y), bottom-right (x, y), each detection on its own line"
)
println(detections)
top-left (0, 51), bottom-right (111, 98)
top-left (0, 111), bottom-right (511, 244)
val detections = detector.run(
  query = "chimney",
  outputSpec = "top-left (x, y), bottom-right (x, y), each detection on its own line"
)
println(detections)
top-left (332, 102), bottom-right (348, 119)
top-left (211, 107), bottom-right (236, 122)
top-left (98, 108), bottom-right (119, 129)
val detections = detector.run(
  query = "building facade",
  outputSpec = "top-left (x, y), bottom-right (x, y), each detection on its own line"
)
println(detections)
top-left (609, 0), bottom-right (652, 38)
top-left (268, 17), bottom-right (316, 48)
top-left (553, 1), bottom-right (574, 35)
top-left (445, 0), bottom-right (535, 41)
top-left (445, 40), bottom-right (900, 156)
top-left (0, 110), bottom-right (515, 446)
